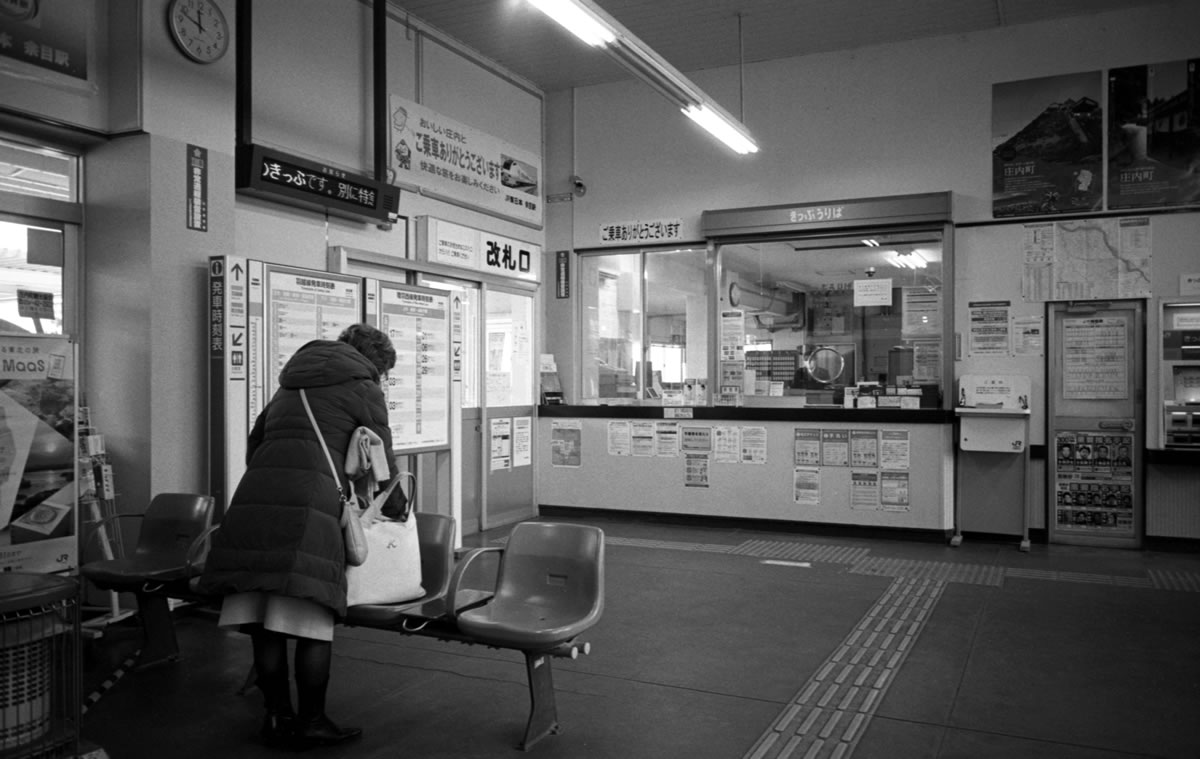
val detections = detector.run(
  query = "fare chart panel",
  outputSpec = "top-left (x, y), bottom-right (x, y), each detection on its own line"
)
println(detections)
top-left (378, 283), bottom-right (451, 452)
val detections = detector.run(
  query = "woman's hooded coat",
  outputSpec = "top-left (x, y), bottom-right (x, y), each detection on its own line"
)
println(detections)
top-left (198, 340), bottom-right (402, 615)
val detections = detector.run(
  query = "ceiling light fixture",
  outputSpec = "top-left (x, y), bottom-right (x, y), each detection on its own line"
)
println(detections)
top-left (527, 0), bottom-right (614, 46)
top-left (527, 0), bottom-right (759, 155)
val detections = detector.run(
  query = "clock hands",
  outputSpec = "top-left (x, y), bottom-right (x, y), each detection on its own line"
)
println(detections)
top-left (182, 9), bottom-right (205, 35)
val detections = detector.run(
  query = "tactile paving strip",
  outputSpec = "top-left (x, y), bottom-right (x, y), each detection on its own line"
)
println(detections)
top-left (742, 577), bottom-right (946, 759)
top-left (603, 536), bottom-right (738, 553)
top-left (1147, 569), bottom-right (1200, 593)
top-left (730, 540), bottom-right (871, 565)
top-left (851, 557), bottom-right (1005, 586)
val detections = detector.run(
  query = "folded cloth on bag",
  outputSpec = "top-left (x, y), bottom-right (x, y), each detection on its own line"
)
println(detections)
top-left (345, 426), bottom-right (390, 482)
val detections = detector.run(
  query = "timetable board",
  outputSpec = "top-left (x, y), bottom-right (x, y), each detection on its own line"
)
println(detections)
top-left (211, 258), bottom-right (454, 511)
top-left (210, 257), bottom-right (364, 512)
top-left (367, 281), bottom-right (452, 452)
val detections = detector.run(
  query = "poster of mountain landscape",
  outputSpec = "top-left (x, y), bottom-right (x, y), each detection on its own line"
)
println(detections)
top-left (1108, 59), bottom-right (1200, 210)
top-left (992, 72), bottom-right (1104, 218)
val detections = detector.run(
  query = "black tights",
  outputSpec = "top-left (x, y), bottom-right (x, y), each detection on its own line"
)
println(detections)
top-left (251, 628), bottom-right (331, 720)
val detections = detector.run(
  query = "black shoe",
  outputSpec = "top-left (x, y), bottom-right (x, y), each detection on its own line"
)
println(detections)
top-left (261, 712), bottom-right (299, 749)
top-left (294, 715), bottom-right (362, 747)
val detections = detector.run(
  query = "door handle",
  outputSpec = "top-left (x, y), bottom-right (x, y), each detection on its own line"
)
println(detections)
top-left (1099, 419), bottom-right (1133, 431)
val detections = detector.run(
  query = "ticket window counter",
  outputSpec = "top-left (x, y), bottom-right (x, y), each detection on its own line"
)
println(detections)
top-left (546, 194), bottom-right (957, 533)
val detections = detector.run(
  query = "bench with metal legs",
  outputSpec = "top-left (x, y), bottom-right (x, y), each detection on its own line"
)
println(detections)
top-left (343, 516), bottom-right (605, 751)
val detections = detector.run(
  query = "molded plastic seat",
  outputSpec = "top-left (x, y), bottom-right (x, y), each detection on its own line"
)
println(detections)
top-left (452, 521), bottom-right (605, 650)
top-left (81, 493), bottom-right (216, 589)
top-left (343, 512), bottom-right (456, 626)
top-left (80, 492), bottom-right (216, 668)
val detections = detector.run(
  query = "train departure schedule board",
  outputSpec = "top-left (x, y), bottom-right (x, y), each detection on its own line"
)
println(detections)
top-left (210, 256), bottom-right (365, 512)
top-left (212, 258), bottom-right (457, 511)
top-left (373, 282), bottom-right (452, 452)
top-left (261, 265), bottom-right (363, 406)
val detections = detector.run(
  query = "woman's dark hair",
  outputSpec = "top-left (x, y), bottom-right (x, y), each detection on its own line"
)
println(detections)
top-left (338, 323), bottom-right (396, 377)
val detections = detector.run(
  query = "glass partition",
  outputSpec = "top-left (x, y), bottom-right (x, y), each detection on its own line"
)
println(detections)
top-left (717, 229), bottom-right (945, 406)
top-left (580, 253), bottom-right (642, 402)
top-left (579, 247), bottom-right (708, 403)
top-left (485, 289), bottom-right (534, 407)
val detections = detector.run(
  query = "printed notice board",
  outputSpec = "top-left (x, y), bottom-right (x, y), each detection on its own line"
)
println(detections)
top-left (376, 282), bottom-right (452, 452)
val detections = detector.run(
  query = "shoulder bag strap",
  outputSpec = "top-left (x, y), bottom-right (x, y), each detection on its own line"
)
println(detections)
top-left (299, 388), bottom-right (345, 500)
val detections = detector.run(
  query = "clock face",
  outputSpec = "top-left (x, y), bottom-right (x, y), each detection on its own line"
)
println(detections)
top-left (168, 0), bottom-right (229, 64)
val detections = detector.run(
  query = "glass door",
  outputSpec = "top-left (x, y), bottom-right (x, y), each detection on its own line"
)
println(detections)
top-left (483, 287), bottom-right (535, 529)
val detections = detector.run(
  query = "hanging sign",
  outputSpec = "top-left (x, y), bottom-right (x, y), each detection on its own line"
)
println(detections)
top-left (389, 95), bottom-right (542, 227)
top-left (417, 217), bottom-right (541, 283)
top-left (238, 144), bottom-right (398, 223)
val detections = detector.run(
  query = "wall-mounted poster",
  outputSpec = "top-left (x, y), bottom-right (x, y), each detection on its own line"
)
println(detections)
top-left (1108, 59), bottom-right (1200, 210)
top-left (0, 336), bottom-right (77, 574)
top-left (992, 72), bottom-right (1103, 217)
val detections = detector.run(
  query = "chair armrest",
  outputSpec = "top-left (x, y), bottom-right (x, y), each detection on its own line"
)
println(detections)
top-left (446, 546), bottom-right (503, 620)
top-left (185, 524), bottom-right (220, 575)
top-left (82, 513), bottom-right (143, 559)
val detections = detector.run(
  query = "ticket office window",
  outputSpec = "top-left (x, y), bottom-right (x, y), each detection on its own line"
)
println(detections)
top-left (579, 247), bottom-right (708, 403)
top-left (718, 230), bottom-right (946, 406)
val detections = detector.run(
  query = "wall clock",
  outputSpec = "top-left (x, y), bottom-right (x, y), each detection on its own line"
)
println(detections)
top-left (167, 0), bottom-right (229, 64)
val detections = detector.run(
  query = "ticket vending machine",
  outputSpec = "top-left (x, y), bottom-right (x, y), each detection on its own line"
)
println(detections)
top-left (1047, 301), bottom-right (1144, 548)
top-left (1154, 298), bottom-right (1200, 449)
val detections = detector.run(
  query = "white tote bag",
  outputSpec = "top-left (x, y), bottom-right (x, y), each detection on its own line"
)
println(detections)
top-left (345, 475), bottom-right (424, 606)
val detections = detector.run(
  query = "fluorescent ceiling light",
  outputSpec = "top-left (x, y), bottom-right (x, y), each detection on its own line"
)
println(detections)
top-left (527, 0), bottom-right (759, 155)
top-left (528, 0), bottom-right (614, 46)
top-left (683, 104), bottom-right (758, 155)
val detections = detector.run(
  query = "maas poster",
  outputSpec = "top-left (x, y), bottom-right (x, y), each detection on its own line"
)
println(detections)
top-left (0, 336), bottom-right (77, 574)
top-left (992, 72), bottom-right (1104, 217)
top-left (1108, 59), bottom-right (1200, 209)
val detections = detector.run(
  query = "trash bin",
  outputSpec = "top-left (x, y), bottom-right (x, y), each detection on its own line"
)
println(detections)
top-left (0, 573), bottom-right (79, 757)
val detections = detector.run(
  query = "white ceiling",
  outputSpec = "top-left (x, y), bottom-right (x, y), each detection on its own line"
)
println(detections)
top-left (394, 0), bottom-right (1173, 94)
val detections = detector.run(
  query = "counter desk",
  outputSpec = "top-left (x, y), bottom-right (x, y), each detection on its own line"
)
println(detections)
top-left (537, 405), bottom-right (955, 535)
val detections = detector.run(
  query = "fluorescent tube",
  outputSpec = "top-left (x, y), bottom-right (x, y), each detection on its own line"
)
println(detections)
top-left (683, 104), bottom-right (759, 154)
top-left (528, 0), bottom-right (614, 46)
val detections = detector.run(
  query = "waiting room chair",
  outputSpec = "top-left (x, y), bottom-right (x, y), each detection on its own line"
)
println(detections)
top-left (80, 492), bottom-right (216, 667)
top-left (448, 521), bottom-right (605, 749)
top-left (343, 511), bottom-right (457, 626)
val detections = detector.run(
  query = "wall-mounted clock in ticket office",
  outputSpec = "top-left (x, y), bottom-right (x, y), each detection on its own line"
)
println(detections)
top-left (167, 0), bottom-right (229, 64)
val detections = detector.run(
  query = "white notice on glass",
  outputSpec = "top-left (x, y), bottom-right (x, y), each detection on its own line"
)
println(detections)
top-left (512, 416), bottom-right (532, 468)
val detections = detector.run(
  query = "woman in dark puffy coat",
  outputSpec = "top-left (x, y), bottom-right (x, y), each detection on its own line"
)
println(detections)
top-left (198, 323), bottom-right (405, 749)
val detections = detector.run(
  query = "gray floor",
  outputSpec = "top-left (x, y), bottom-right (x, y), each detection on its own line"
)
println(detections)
top-left (79, 514), bottom-right (1200, 758)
